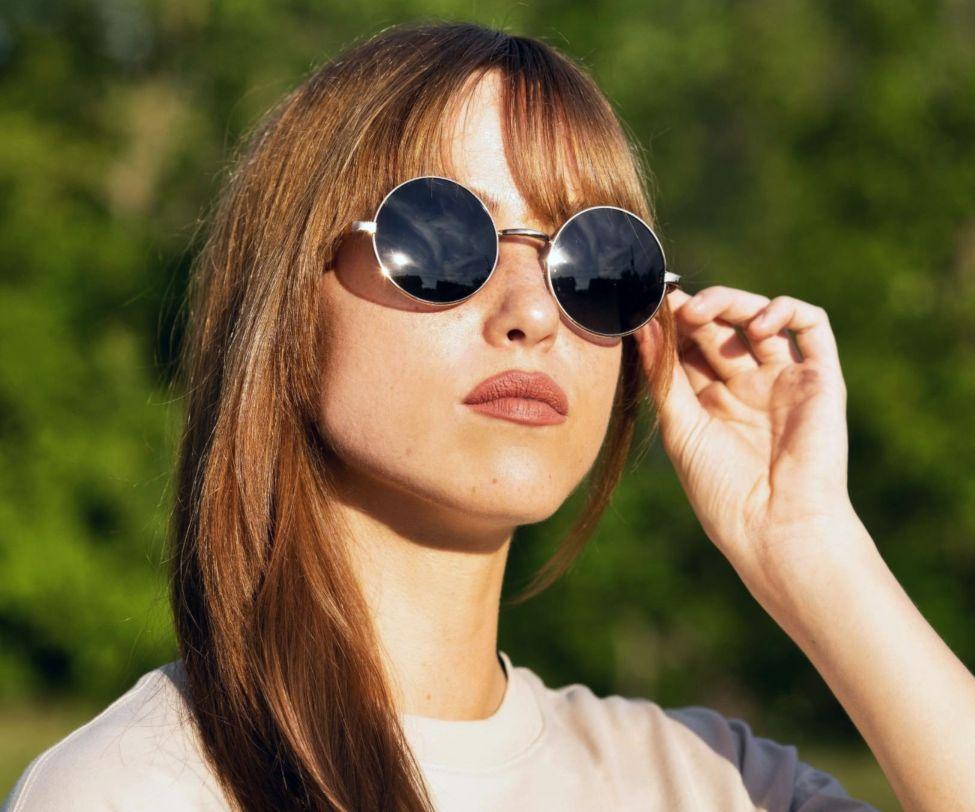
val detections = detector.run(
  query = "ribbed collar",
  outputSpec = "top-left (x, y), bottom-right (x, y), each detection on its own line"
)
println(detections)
top-left (399, 649), bottom-right (545, 771)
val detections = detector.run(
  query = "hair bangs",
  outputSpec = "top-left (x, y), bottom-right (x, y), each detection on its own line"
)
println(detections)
top-left (332, 68), bottom-right (495, 228)
top-left (496, 43), bottom-right (655, 232)
top-left (330, 61), bottom-right (655, 238)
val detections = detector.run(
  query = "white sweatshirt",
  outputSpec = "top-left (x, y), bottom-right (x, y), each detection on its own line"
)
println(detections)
top-left (1, 649), bottom-right (878, 810)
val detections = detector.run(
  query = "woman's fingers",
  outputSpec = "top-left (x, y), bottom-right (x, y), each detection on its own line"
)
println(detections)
top-left (661, 286), bottom-right (840, 393)
top-left (746, 295), bottom-right (840, 370)
top-left (636, 316), bottom-right (707, 453)
top-left (665, 290), bottom-right (720, 392)
top-left (677, 336), bottom-right (721, 394)
top-left (671, 287), bottom-right (765, 379)
top-left (748, 326), bottom-right (803, 364)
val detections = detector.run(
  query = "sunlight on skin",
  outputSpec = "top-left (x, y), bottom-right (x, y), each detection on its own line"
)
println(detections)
top-left (317, 58), bottom-right (975, 810)
top-left (636, 285), bottom-right (975, 812)
top-left (316, 70), bottom-right (621, 722)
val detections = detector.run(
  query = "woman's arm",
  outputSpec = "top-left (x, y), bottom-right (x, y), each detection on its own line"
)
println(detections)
top-left (636, 285), bottom-right (975, 812)
top-left (756, 511), bottom-right (975, 812)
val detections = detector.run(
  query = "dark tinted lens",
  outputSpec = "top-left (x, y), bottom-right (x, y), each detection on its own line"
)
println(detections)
top-left (547, 207), bottom-right (666, 335)
top-left (374, 177), bottom-right (498, 304)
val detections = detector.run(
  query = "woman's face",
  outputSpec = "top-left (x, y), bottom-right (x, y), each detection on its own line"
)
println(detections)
top-left (317, 72), bottom-right (623, 534)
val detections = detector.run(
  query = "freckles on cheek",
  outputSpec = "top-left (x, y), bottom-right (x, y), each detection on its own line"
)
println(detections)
top-left (568, 359), bottom-right (621, 460)
top-left (336, 362), bottom-right (451, 460)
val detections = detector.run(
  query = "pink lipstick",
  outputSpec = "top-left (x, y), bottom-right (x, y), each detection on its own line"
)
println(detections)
top-left (462, 370), bottom-right (569, 427)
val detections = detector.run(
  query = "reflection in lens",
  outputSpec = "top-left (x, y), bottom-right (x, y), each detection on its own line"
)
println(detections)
top-left (548, 207), bottom-right (666, 335)
top-left (375, 177), bottom-right (498, 304)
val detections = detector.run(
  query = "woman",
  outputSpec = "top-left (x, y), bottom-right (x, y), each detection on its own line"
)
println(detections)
top-left (4, 19), bottom-right (973, 812)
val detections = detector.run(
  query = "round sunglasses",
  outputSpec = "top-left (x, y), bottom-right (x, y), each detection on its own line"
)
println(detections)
top-left (349, 175), bottom-right (681, 338)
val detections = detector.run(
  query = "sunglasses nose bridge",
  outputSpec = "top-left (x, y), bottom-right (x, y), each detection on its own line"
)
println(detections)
top-left (496, 227), bottom-right (553, 270)
top-left (498, 227), bottom-right (551, 243)
top-left (494, 227), bottom-right (554, 286)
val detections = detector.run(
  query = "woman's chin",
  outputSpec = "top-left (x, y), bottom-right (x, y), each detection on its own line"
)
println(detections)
top-left (456, 487), bottom-right (566, 528)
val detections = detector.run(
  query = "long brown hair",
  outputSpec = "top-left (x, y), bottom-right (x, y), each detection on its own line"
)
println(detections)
top-left (169, 19), bottom-right (678, 811)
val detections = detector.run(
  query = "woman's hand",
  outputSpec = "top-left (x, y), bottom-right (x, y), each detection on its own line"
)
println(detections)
top-left (635, 285), bottom-right (866, 600)
top-left (637, 285), bottom-right (975, 812)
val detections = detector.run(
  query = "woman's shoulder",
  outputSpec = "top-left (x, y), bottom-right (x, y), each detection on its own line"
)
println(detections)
top-left (518, 662), bottom-right (757, 748)
top-left (1, 660), bottom-right (229, 812)
top-left (514, 663), bottom-right (879, 811)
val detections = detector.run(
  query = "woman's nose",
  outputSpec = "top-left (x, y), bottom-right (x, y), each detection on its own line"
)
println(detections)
top-left (479, 236), bottom-right (562, 347)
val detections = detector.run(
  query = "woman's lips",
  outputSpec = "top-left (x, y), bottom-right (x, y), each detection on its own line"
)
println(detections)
top-left (462, 369), bottom-right (569, 426)
top-left (464, 397), bottom-right (567, 426)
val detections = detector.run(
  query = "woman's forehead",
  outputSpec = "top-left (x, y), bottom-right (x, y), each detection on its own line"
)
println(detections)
top-left (411, 69), bottom-right (600, 234)
top-left (446, 77), bottom-right (524, 215)
top-left (443, 77), bottom-right (572, 229)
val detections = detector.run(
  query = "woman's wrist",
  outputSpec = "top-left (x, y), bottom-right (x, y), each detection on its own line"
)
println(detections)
top-left (745, 506), bottom-right (878, 625)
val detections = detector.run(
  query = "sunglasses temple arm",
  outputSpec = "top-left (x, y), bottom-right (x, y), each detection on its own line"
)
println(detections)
top-left (351, 220), bottom-right (377, 235)
top-left (664, 271), bottom-right (682, 288)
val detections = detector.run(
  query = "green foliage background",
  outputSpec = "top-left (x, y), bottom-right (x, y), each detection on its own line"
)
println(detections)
top-left (0, 0), bottom-right (972, 790)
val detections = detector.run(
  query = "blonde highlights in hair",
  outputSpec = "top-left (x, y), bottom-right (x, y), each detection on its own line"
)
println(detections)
top-left (170, 20), bottom-right (677, 810)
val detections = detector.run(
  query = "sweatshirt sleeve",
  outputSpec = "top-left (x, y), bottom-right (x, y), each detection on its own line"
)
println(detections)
top-left (1, 745), bottom-right (212, 812)
top-left (0, 709), bottom-right (229, 812)
top-left (2, 745), bottom-right (231, 812)
top-left (663, 705), bottom-right (882, 812)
